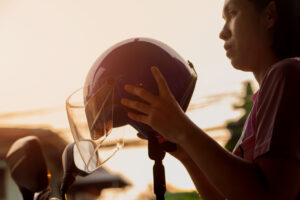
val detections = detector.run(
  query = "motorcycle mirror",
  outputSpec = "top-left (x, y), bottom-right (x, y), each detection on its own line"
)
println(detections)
top-left (60, 141), bottom-right (99, 199)
top-left (5, 136), bottom-right (49, 200)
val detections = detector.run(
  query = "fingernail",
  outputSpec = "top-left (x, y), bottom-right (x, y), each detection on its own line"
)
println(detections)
top-left (124, 84), bottom-right (131, 91)
top-left (121, 98), bottom-right (128, 105)
top-left (151, 66), bottom-right (157, 72)
top-left (128, 112), bottom-right (134, 119)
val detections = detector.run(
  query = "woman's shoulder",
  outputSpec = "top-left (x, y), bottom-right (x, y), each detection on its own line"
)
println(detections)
top-left (261, 57), bottom-right (300, 86)
top-left (255, 57), bottom-right (300, 163)
top-left (259, 57), bottom-right (300, 97)
top-left (269, 57), bottom-right (300, 76)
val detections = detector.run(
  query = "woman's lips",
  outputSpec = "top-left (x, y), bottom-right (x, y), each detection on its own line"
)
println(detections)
top-left (226, 49), bottom-right (233, 58)
top-left (224, 44), bottom-right (233, 58)
top-left (224, 44), bottom-right (232, 51)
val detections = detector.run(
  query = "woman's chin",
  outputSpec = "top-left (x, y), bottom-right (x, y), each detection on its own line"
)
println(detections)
top-left (230, 58), bottom-right (252, 72)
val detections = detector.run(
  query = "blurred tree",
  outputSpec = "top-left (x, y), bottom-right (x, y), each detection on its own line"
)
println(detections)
top-left (163, 191), bottom-right (201, 200)
top-left (225, 81), bottom-right (254, 152)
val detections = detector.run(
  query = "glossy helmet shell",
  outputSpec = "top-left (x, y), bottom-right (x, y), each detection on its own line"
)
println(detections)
top-left (84, 38), bottom-right (197, 138)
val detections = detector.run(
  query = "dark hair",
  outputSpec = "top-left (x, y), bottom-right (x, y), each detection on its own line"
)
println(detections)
top-left (250, 0), bottom-right (300, 59)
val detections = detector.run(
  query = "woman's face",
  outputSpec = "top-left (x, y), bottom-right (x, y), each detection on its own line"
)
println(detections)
top-left (219, 0), bottom-right (274, 72)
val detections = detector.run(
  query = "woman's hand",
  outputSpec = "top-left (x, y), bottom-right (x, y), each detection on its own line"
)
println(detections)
top-left (121, 66), bottom-right (193, 143)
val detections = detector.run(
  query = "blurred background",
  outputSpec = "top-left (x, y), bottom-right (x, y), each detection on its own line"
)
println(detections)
top-left (0, 0), bottom-right (258, 199)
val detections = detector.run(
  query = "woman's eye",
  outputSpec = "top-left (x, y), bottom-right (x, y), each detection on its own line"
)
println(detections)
top-left (228, 10), bottom-right (237, 18)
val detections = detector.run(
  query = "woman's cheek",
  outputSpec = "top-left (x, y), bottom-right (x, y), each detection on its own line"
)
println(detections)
top-left (231, 17), bottom-right (239, 31)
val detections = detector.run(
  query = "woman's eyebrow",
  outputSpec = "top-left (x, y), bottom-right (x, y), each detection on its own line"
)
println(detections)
top-left (222, 1), bottom-right (237, 19)
top-left (222, 3), bottom-right (231, 19)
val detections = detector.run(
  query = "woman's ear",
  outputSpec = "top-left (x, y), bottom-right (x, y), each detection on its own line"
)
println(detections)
top-left (264, 1), bottom-right (277, 30)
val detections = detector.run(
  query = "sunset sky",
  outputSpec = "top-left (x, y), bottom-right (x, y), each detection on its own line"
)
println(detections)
top-left (0, 0), bottom-right (256, 113)
top-left (0, 0), bottom-right (258, 199)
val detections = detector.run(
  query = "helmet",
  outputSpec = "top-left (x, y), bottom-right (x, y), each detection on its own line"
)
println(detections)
top-left (84, 37), bottom-right (197, 138)
top-left (66, 37), bottom-right (197, 172)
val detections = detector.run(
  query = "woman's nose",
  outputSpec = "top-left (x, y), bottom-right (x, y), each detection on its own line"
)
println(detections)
top-left (219, 23), bottom-right (231, 41)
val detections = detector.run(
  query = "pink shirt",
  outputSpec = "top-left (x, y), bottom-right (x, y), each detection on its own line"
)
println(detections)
top-left (233, 57), bottom-right (300, 161)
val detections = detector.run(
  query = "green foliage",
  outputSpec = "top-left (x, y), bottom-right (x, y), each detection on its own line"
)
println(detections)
top-left (163, 191), bottom-right (201, 200)
top-left (225, 81), bottom-right (254, 152)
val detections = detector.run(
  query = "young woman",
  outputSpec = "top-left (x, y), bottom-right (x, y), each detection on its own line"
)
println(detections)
top-left (121, 0), bottom-right (300, 199)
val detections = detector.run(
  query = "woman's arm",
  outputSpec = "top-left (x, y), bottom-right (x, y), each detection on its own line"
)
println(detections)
top-left (121, 66), bottom-right (300, 199)
top-left (179, 121), bottom-right (300, 200)
top-left (178, 124), bottom-right (264, 199)
top-left (137, 133), bottom-right (225, 199)
top-left (170, 145), bottom-right (225, 200)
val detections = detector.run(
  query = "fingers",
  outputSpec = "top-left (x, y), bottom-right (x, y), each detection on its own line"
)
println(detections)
top-left (124, 66), bottom-right (172, 102)
top-left (127, 112), bottom-right (149, 124)
top-left (124, 84), bottom-right (156, 103)
top-left (150, 66), bottom-right (172, 97)
top-left (121, 66), bottom-right (175, 128)
top-left (121, 98), bottom-right (150, 114)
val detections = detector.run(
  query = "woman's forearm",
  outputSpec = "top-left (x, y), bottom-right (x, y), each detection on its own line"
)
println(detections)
top-left (180, 156), bottom-right (225, 200)
top-left (180, 122), bottom-right (269, 200)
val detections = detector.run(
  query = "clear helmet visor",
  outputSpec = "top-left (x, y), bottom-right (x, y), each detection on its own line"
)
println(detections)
top-left (66, 80), bottom-right (124, 173)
